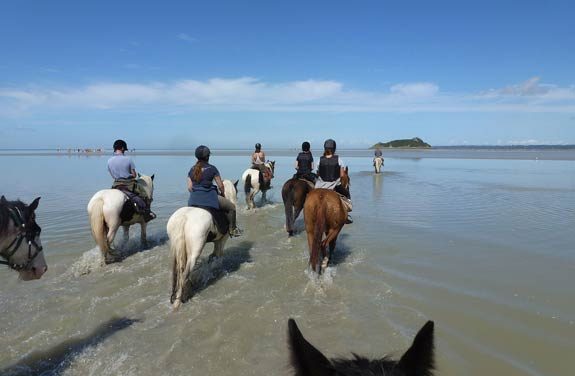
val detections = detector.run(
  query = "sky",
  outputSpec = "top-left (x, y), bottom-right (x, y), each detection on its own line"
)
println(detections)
top-left (0, 0), bottom-right (574, 149)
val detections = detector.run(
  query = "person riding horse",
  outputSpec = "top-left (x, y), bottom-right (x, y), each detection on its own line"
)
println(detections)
top-left (108, 139), bottom-right (156, 222)
top-left (373, 147), bottom-right (384, 165)
top-left (315, 139), bottom-right (353, 224)
top-left (188, 145), bottom-right (242, 237)
top-left (294, 141), bottom-right (316, 184)
top-left (250, 143), bottom-right (273, 189)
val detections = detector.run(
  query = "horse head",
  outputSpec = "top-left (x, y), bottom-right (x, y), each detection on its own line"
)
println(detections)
top-left (265, 160), bottom-right (276, 178)
top-left (0, 196), bottom-right (47, 280)
top-left (136, 173), bottom-right (155, 204)
top-left (288, 318), bottom-right (435, 376)
top-left (223, 179), bottom-right (239, 205)
top-left (340, 166), bottom-right (350, 190)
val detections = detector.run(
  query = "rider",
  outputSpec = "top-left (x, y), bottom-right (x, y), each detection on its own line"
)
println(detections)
top-left (373, 147), bottom-right (384, 165)
top-left (251, 143), bottom-right (266, 173)
top-left (188, 145), bottom-right (242, 237)
top-left (315, 139), bottom-right (353, 224)
top-left (107, 139), bottom-right (155, 222)
top-left (294, 141), bottom-right (316, 183)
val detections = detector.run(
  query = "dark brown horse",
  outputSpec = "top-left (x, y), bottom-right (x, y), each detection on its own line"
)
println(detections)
top-left (282, 178), bottom-right (314, 236)
top-left (303, 168), bottom-right (350, 273)
top-left (288, 318), bottom-right (435, 376)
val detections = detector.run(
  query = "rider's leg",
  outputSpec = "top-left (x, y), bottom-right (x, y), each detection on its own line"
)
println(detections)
top-left (131, 195), bottom-right (156, 222)
top-left (218, 196), bottom-right (242, 237)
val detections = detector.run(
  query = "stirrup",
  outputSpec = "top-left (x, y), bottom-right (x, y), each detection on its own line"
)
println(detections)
top-left (144, 211), bottom-right (156, 222)
top-left (345, 215), bottom-right (353, 224)
top-left (229, 227), bottom-right (243, 237)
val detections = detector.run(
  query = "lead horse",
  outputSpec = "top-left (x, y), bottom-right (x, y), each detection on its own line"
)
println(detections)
top-left (303, 169), bottom-right (350, 273)
top-left (167, 179), bottom-right (238, 309)
top-left (0, 196), bottom-right (47, 280)
top-left (374, 156), bottom-right (384, 173)
top-left (241, 161), bottom-right (275, 209)
top-left (282, 177), bottom-right (313, 236)
top-left (87, 174), bottom-right (154, 264)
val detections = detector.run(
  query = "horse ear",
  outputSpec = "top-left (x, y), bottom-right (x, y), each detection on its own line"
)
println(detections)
top-left (288, 319), bottom-right (334, 376)
top-left (0, 195), bottom-right (6, 204)
top-left (29, 197), bottom-right (41, 211)
top-left (137, 172), bottom-right (141, 178)
top-left (233, 180), bottom-right (239, 188)
top-left (151, 174), bottom-right (155, 181)
top-left (397, 321), bottom-right (435, 376)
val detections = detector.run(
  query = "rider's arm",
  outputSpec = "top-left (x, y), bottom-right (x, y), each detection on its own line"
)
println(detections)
top-left (130, 169), bottom-right (137, 178)
top-left (187, 177), bottom-right (193, 192)
top-left (214, 175), bottom-right (226, 198)
top-left (261, 151), bottom-right (266, 161)
top-left (294, 159), bottom-right (299, 170)
top-left (129, 158), bottom-right (137, 178)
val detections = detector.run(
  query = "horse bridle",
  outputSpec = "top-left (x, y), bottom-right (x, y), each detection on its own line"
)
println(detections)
top-left (0, 206), bottom-right (43, 271)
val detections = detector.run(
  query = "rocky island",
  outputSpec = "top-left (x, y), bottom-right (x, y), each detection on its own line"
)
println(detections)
top-left (370, 137), bottom-right (431, 149)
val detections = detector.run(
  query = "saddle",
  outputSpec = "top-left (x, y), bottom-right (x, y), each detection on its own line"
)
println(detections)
top-left (191, 205), bottom-right (229, 241)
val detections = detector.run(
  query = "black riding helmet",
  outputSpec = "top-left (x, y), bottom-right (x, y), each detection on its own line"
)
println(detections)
top-left (113, 139), bottom-right (128, 151)
top-left (324, 139), bottom-right (336, 152)
top-left (302, 141), bottom-right (310, 152)
top-left (195, 145), bottom-right (211, 161)
top-left (255, 143), bottom-right (262, 151)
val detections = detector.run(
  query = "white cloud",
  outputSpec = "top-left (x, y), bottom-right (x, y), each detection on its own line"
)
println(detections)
top-left (0, 77), bottom-right (574, 117)
top-left (177, 33), bottom-right (196, 43)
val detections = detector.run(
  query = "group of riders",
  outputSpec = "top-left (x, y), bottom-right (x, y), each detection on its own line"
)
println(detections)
top-left (107, 138), bottom-right (385, 235)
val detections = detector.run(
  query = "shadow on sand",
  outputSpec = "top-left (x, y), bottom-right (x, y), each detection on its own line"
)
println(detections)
top-left (183, 240), bottom-right (254, 301)
top-left (1, 317), bottom-right (139, 376)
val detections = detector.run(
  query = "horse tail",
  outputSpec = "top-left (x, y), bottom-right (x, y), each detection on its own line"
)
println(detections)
top-left (310, 203), bottom-right (326, 272)
top-left (244, 174), bottom-right (252, 195)
top-left (282, 181), bottom-right (295, 236)
top-left (167, 211), bottom-right (188, 307)
top-left (88, 197), bottom-right (108, 256)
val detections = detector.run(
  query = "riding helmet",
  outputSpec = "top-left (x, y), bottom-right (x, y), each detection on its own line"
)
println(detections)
top-left (195, 145), bottom-right (211, 161)
top-left (302, 141), bottom-right (310, 151)
top-left (113, 139), bottom-right (128, 151)
top-left (324, 139), bottom-right (336, 151)
top-left (255, 143), bottom-right (262, 150)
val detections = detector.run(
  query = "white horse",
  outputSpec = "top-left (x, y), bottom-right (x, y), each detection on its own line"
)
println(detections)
top-left (241, 161), bottom-right (275, 209)
top-left (87, 174), bottom-right (154, 264)
top-left (374, 156), bottom-right (384, 173)
top-left (0, 196), bottom-right (47, 280)
top-left (167, 179), bottom-right (237, 309)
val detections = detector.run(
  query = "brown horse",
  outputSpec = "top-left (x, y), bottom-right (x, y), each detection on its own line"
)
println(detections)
top-left (281, 177), bottom-right (314, 236)
top-left (303, 168), bottom-right (350, 273)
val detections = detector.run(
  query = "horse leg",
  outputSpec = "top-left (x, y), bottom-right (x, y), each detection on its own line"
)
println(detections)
top-left (320, 228), bottom-right (341, 269)
top-left (140, 221), bottom-right (148, 248)
top-left (209, 238), bottom-right (227, 262)
top-left (105, 221), bottom-right (121, 263)
top-left (250, 189), bottom-right (260, 209)
top-left (261, 190), bottom-right (267, 205)
top-left (122, 225), bottom-right (129, 244)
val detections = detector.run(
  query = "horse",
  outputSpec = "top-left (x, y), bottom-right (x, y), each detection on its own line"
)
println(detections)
top-left (167, 179), bottom-right (238, 309)
top-left (374, 156), bottom-right (384, 173)
top-left (0, 196), bottom-right (47, 280)
top-left (87, 174), bottom-right (155, 264)
top-left (241, 161), bottom-right (276, 209)
top-left (282, 177), bottom-right (314, 236)
top-left (288, 318), bottom-right (435, 376)
top-left (303, 168), bottom-right (350, 273)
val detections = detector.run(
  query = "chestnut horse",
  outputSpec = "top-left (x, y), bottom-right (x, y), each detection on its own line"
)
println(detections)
top-left (281, 178), bottom-right (314, 236)
top-left (303, 169), bottom-right (350, 273)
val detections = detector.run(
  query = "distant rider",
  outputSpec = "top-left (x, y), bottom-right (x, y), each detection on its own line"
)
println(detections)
top-left (251, 143), bottom-right (266, 173)
top-left (294, 141), bottom-right (316, 183)
top-left (107, 139), bottom-right (155, 222)
top-left (315, 139), bottom-right (353, 224)
top-left (188, 145), bottom-right (242, 237)
top-left (373, 147), bottom-right (384, 165)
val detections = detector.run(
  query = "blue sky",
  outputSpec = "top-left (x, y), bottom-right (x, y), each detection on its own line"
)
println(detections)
top-left (0, 0), bottom-right (574, 148)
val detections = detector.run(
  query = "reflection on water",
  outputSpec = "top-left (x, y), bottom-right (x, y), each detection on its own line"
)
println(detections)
top-left (0, 152), bottom-right (574, 376)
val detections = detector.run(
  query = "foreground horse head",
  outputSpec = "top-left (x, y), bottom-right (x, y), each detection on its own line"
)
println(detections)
top-left (0, 196), bottom-right (47, 280)
top-left (242, 160), bottom-right (276, 210)
top-left (304, 189), bottom-right (347, 273)
top-left (288, 319), bottom-right (435, 376)
top-left (87, 174), bottom-right (155, 264)
top-left (167, 179), bottom-right (238, 309)
top-left (282, 177), bottom-right (313, 236)
top-left (374, 157), bottom-right (384, 173)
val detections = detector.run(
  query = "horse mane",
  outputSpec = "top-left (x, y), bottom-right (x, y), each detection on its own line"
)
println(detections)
top-left (0, 198), bottom-right (26, 236)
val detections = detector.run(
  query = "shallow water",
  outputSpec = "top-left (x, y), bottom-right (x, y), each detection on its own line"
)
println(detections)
top-left (1, 151), bottom-right (574, 375)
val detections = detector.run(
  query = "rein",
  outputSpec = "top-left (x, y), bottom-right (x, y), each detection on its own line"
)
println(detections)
top-left (0, 206), bottom-right (43, 271)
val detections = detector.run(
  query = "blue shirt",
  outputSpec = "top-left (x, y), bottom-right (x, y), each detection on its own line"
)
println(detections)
top-left (108, 153), bottom-right (135, 179)
top-left (187, 163), bottom-right (221, 209)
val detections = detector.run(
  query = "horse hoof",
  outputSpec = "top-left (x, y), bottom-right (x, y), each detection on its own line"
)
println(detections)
top-left (172, 300), bottom-right (182, 310)
top-left (288, 230), bottom-right (294, 236)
